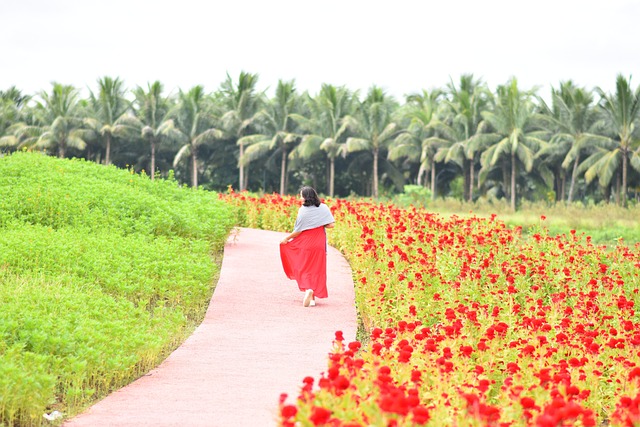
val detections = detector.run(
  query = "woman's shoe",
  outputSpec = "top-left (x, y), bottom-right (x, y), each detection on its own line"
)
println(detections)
top-left (303, 289), bottom-right (314, 307)
top-left (309, 299), bottom-right (316, 307)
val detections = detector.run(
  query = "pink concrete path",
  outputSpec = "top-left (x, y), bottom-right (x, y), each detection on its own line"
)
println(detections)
top-left (64, 227), bottom-right (357, 427)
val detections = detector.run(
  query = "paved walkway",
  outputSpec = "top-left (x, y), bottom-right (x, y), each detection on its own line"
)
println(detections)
top-left (64, 227), bottom-right (357, 427)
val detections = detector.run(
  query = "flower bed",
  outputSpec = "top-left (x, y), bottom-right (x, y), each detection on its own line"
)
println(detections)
top-left (221, 191), bottom-right (640, 427)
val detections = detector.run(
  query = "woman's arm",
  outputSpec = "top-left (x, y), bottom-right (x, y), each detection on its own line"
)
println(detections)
top-left (324, 222), bottom-right (335, 229)
top-left (280, 231), bottom-right (302, 245)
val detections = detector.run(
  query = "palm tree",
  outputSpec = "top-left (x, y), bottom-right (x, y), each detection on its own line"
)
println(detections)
top-left (28, 83), bottom-right (87, 158)
top-left (127, 81), bottom-right (178, 180)
top-left (172, 85), bottom-right (223, 188)
top-left (430, 75), bottom-right (492, 201)
top-left (346, 86), bottom-right (400, 198)
top-left (537, 81), bottom-right (610, 202)
top-left (389, 89), bottom-right (444, 198)
top-left (0, 87), bottom-right (30, 136)
top-left (479, 78), bottom-right (549, 211)
top-left (291, 84), bottom-right (357, 197)
top-left (239, 80), bottom-right (301, 194)
top-left (220, 72), bottom-right (262, 191)
top-left (86, 76), bottom-right (130, 165)
top-left (293, 84), bottom-right (356, 196)
top-left (0, 87), bottom-right (29, 149)
top-left (594, 74), bottom-right (640, 206)
top-left (0, 86), bottom-right (29, 108)
top-left (577, 141), bottom-right (621, 203)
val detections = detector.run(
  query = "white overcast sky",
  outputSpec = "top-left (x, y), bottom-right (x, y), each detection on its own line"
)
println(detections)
top-left (2, 0), bottom-right (639, 101)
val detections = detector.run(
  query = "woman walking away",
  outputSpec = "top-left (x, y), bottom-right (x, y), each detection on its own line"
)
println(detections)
top-left (280, 186), bottom-right (335, 307)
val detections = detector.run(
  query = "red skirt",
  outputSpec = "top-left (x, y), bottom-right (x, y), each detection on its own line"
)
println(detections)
top-left (279, 226), bottom-right (328, 298)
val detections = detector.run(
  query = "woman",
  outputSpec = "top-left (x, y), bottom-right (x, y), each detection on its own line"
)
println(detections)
top-left (280, 186), bottom-right (335, 307)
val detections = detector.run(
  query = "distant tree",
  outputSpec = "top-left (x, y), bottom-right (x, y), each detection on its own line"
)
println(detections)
top-left (432, 75), bottom-right (492, 201)
top-left (0, 86), bottom-right (30, 107)
top-left (86, 77), bottom-right (130, 165)
top-left (537, 81), bottom-right (610, 202)
top-left (346, 86), bottom-right (400, 198)
top-left (239, 80), bottom-right (301, 194)
top-left (0, 87), bottom-right (30, 148)
top-left (389, 89), bottom-right (443, 198)
top-left (29, 83), bottom-right (88, 158)
top-left (479, 78), bottom-right (549, 210)
top-left (593, 74), bottom-right (640, 206)
top-left (220, 72), bottom-right (262, 191)
top-left (291, 84), bottom-right (357, 197)
top-left (172, 86), bottom-right (223, 188)
top-left (125, 81), bottom-right (179, 179)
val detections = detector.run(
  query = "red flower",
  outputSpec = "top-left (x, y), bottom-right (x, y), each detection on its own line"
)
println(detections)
top-left (309, 406), bottom-right (332, 425)
top-left (507, 362), bottom-right (521, 374)
top-left (520, 396), bottom-right (538, 410)
top-left (412, 406), bottom-right (430, 424)
top-left (460, 345), bottom-right (473, 357)
top-left (411, 369), bottom-right (422, 383)
top-left (281, 405), bottom-right (297, 418)
top-left (628, 367), bottom-right (640, 381)
top-left (348, 341), bottom-right (362, 352)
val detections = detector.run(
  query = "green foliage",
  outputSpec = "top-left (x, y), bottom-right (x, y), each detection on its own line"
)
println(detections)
top-left (392, 184), bottom-right (432, 208)
top-left (0, 151), bottom-right (231, 243)
top-left (0, 151), bottom-right (236, 425)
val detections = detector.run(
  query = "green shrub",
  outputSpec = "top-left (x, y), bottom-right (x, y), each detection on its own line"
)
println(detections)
top-left (0, 152), bottom-right (237, 425)
top-left (392, 185), bottom-right (432, 208)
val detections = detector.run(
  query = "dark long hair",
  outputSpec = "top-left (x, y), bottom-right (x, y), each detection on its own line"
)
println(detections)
top-left (300, 186), bottom-right (321, 207)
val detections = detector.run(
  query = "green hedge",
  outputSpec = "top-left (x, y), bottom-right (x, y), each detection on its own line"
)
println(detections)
top-left (0, 152), bottom-right (236, 426)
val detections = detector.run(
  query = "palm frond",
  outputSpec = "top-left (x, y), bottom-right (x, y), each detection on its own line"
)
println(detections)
top-left (346, 137), bottom-right (371, 153)
top-left (295, 135), bottom-right (323, 159)
top-left (173, 144), bottom-right (191, 167)
top-left (194, 128), bottom-right (224, 147)
top-left (0, 135), bottom-right (18, 147)
top-left (241, 140), bottom-right (272, 165)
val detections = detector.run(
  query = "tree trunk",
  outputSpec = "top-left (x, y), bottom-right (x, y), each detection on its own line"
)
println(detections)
top-left (510, 153), bottom-right (517, 211)
top-left (418, 165), bottom-right (426, 187)
top-left (372, 147), bottom-right (379, 199)
top-left (191, 151), bottom-right (198, 188)
top-left (567, 156), bottom-right (580, 202)
top-left (285, 170), bottom-right (290, 194)
top-left (501, 161), bottom-right (508, 198)
top-left (243, 163), bottom-right (250, 192)
top-left (431, 161), bottom-right (436, 201)
top-left (58, 138), bottom-right (66, 158)
top-left (105, 133), bottom-right (111, 165)
top-left (150, 137), bottom-right (156, 180)
top-left (554, 167), bottom-right (564, 202)
top-left (280, 148), bottom-right (287, 194)
top-left (463, 158), bottom-right (470, 202)
top-left (604, 184), bottom-right (611, 204)
top-left (239, 142), bottom-right (245, 191)
top-left (615, 169), bottom-right (621, 206)
top-left (325, 159), bottom-right (331, 195)
top-left (469, 155), bottom-right (475, 202)
top-left (329, 156), bottom-right (336, 197)
top-left (622, 146), bottom-right (628, 207)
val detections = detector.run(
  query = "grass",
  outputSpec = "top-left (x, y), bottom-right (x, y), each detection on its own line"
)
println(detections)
top-left (0, 151), bottom-right (236, 426)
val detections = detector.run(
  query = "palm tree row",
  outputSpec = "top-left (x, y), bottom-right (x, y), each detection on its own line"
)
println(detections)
top-left (1, 73), bottom-right (639, 208)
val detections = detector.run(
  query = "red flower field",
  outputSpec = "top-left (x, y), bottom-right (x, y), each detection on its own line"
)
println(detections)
top-left (221, 191), bottom-right (640, 426)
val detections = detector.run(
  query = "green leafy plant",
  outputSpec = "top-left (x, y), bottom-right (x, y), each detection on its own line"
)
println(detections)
top-left (0, 151), bottom-right (236, 425)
